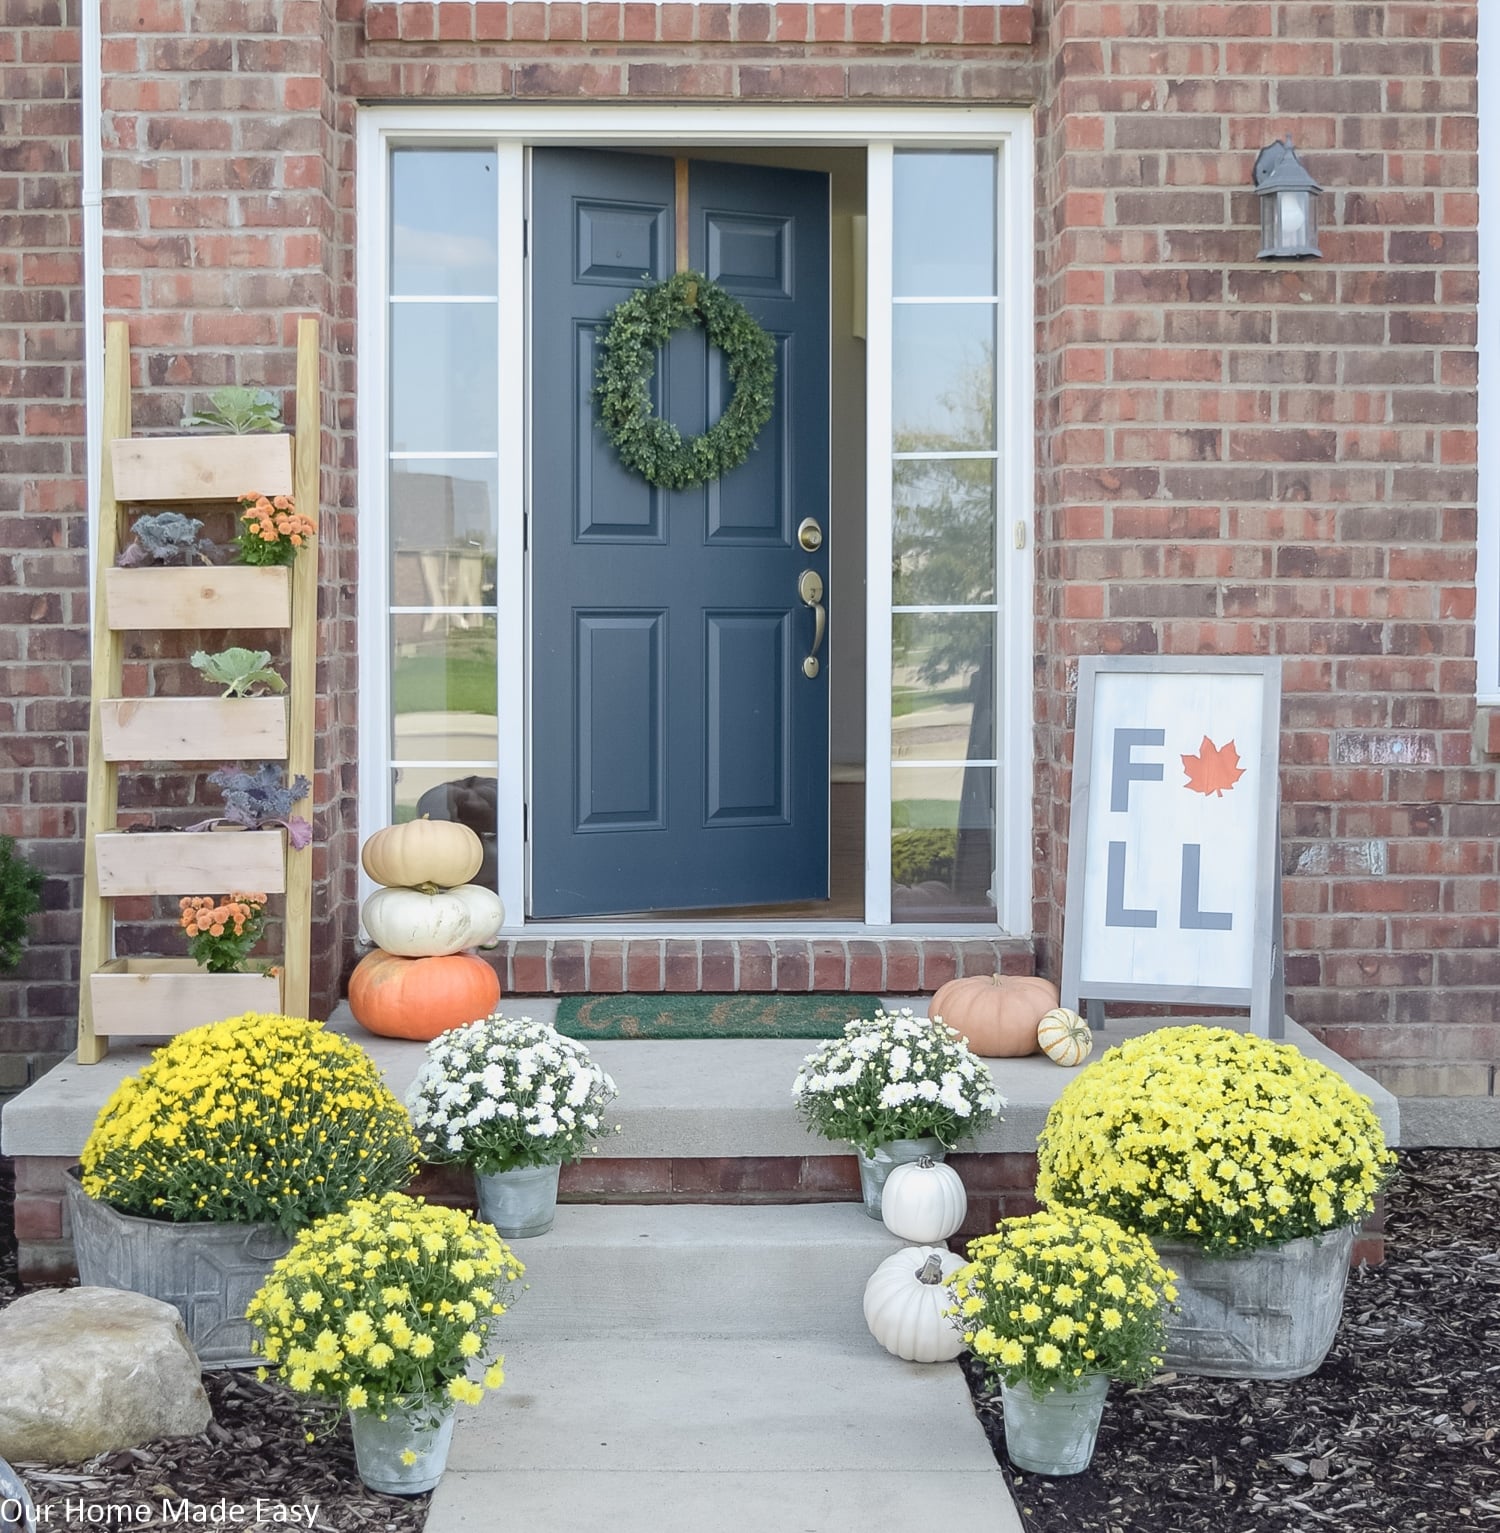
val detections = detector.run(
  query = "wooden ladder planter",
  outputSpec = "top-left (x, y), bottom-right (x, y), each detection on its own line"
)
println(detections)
top-left (88, 959), bottom-right (284, 1038)
top-left (102, 565), bottom-right (293, 631)
top-left (76, 319), bottom-right (320, 1061)
top-left (94, 829), bottom-right (289, 897)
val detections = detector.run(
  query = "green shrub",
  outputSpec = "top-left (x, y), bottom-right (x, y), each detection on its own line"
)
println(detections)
top-left (891, 828), bottom-right (957, 887)
top-left (0, 837), bottom-right (43, 972)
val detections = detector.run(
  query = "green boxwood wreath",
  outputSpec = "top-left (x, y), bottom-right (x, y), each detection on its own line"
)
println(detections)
top-left (593, 270), bottom-right (777, 491)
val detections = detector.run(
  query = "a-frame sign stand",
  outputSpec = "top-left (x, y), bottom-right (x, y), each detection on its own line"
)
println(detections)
top-left (1060, 656), bottom-right (1286, 1040)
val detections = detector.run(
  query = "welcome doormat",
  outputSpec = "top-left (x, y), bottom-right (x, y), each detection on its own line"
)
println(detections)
top-left (553, 993), bottom-right (883, 1040)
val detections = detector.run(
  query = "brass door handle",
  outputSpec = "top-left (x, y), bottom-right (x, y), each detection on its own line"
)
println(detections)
top-left (798, 569), bottom-right (825, 678)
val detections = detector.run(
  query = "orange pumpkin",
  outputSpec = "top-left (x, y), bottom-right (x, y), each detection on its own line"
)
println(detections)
top-left (348, 949), bottom-right (501, 1041)
top-left (928, 974), bottom-right (1061, 1057)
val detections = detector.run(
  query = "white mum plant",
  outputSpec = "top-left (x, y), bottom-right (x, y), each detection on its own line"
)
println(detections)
top-left (405, 1016), bottom-right (619, 1175)
top-left (792, 1007), bottom-right (1004, 1155)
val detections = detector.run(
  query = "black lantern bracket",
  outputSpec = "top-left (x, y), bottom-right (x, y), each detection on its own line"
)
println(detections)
top-left (1254, 136), bottom-right (1323, 260)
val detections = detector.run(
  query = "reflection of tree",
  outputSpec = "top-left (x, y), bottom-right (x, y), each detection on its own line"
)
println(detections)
top-left (891, 344), bottom-right (997, 918)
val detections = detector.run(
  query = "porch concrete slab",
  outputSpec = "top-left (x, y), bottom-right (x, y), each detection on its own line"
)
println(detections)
top-left (1, 1008), bottom-right (1398, 1158)
top-left (496, 1203), bottom-right (902, 1336)
top-left (429, 1470), bottom-right (1022, 1533)
top-left (446, 1333), bottom-right (999, 1475)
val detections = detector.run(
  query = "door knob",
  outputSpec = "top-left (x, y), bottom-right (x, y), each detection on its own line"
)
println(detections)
top-left (797, 517), bottom-right (824, 552)
top-left (798, 569), bottom-right (826, 679)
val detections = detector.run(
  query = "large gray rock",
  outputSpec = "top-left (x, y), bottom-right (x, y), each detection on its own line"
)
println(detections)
top-left (0, 1288), bottom-right (212, 1463)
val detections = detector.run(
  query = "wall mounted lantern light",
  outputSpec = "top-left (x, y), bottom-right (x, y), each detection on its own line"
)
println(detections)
top-left (1254, 137), bottom-right (1322, 260)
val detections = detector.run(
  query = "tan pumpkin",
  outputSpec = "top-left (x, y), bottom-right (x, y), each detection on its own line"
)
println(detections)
top-left (348, 949), bottom-right (500, 1041)
top-left (1037, 1007), bottom-right (1093, 1068)
top-left (361, 816), bottom-right (483, 891)
top-left (928, 974), bottom-right (1060, 1057)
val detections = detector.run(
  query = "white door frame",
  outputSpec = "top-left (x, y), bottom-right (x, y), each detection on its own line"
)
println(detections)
top-left (357, 104), bottom-right (1035, 936)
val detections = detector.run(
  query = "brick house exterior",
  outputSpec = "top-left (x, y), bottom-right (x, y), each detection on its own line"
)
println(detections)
top-left (0, 0), bottom-right (1494, 1109)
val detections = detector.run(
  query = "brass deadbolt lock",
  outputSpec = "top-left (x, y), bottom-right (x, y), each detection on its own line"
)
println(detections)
top-left (797, 517), bottom-right (824, 552)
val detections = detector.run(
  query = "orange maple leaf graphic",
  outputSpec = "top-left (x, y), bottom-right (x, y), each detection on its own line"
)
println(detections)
top-left (1182, 736), bottom-right (1246, 798)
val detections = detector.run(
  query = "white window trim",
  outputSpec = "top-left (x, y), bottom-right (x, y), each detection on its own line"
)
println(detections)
top-left (1479, 7), bottom-right (1499, 704)
top-left (357, 104), bottom-right (1036, 935)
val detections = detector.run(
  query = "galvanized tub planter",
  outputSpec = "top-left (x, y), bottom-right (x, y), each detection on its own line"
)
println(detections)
top-left (65, 1169), bottom-right (293, 1368)
top-left (1000, 1374), bottom-right (1110, 1476)
top-left (856, 1137), bottom-right (947, 1220)
top-left (349, 1404), bottom-right (456, 1496)
top-left (1154, 1225), bottom-right (1356, 1380)
top-left (474, 1163), bottom-right (561, 1238)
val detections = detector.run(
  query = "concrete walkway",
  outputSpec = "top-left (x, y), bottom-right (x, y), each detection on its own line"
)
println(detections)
top-left (425, 1203), bottom-right (1024, 1533)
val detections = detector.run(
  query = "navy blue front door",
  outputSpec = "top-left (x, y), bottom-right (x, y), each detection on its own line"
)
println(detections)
top-left (530, 149), bottom-right (830, 918)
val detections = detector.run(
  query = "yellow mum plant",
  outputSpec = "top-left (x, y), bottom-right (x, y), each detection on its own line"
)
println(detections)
top-left (1036, 1026), bottom-right (1396, 1255)
top-left (948, 1208), bottom-right (1175, 1393)
top-left (248, 1192), bottom-right (524, 1425)
top-left (80, 1013), bottom-right (419, 1233)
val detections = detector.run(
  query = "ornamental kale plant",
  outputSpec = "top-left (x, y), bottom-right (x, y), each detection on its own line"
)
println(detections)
top-left (201, 763), bottom-right (313, 848)
top-left (117, 511), bottom-right (217, 568)
top-left (184, 386), bottom-right (283, 434)
top-left (0, 835), bottom-right (44, 972)
top-left (191, 647), bottom-right (286, 698)
top-left (793, 1008), bottom-right (1004, 1156)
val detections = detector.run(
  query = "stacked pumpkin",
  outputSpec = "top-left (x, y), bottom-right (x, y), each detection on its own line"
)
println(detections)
top-left (863, 1156), bottom-right (969, 1364)
top-left (349, 817), bottom-right (506, 1041)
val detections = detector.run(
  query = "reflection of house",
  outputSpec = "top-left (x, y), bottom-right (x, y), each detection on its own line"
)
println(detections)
top-left (391, 469), bottom-right (493, 619)
top-left (0, 3), bottom-right (1496, 1128)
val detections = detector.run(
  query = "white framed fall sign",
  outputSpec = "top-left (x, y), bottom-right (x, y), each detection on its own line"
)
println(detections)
top-left (1060, 656), bottom-right (1285, 1038)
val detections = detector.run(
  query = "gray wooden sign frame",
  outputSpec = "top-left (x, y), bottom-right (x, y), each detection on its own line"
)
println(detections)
top-left (1059, 655), bottom-right (1286, 1039)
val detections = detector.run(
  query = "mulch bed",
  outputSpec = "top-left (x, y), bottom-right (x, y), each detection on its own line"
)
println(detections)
top-left (963, 1148), bottom-right (1500, 1531)
top-left (2, 1148), bottom-right (1498, 1530)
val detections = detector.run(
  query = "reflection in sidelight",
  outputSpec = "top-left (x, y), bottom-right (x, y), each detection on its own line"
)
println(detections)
top-left (893, 458), bottom-right (996, 607)
top-left (891, 765), bottom-right (995, 922)
top-left (892, 306), bottom-right (996, 453)
top-left (893, 151), bottom-right (997, 299)
top-left (891, 147), bottom-right (1003, 925)
top-left (390, 305), bottom-right (499, 454)
top-left (391, 149), bottom-right (499, 297)
top-left (391, 613), bottom-right (498, 764)
top-left (390, 460), bottom-right (498, 608)
top-left (892, 613), bottom-right (995, 762)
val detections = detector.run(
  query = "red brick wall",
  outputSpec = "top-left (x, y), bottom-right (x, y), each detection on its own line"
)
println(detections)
top-left (1031, 0), bottom-right (1495, 1096)
top-left (0, 0), bottom-right (85, 1095)
top-left (0, 0), bottom-right (1494, 1100)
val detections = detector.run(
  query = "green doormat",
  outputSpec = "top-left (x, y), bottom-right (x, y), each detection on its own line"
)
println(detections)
top-left (553, 993), bottom-right (883, 1041)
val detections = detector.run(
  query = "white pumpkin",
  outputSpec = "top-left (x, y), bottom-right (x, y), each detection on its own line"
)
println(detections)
top-left (863, 1246), bottom-right (966, 1363)
top-left (881, 1156), bottom-right (967, 1245)
top-left (1037, 1007), bottom-right (1092, 1068)
top-left (361, 883), bottom-right (505, 958)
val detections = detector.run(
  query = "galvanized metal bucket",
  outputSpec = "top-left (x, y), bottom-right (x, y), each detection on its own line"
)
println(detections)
top-left (1155, 1224), bottom-right (1356, 1379)
top-left (855, 1137), bottom-right (947, 1220)
top-left (473, 1162), bottom-right (561, 1238)
top-left (349, 1404), bottom-right (455, 1496)
top-left (65, 1169), bottom-right (292, 1369)
top-left (1000, 1374), bottom-right (1109, 1476)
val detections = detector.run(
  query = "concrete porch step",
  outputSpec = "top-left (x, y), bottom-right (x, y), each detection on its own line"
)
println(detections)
top-left (501, 1203), bottom-right (902, 1337)
top-left (428, 1201), bottom-right (1022, 1533)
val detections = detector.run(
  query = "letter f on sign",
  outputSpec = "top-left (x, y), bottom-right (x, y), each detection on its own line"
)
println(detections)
top-left (1110, 728), bottom-right (1165, 812)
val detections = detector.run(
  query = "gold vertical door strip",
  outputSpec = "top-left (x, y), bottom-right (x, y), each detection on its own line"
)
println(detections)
top-left (675, 157), bottom-right (690, 273)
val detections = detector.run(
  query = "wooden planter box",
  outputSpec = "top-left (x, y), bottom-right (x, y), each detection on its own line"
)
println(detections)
top-left (104, 565), bottom-right (292, 632)
top-left (94, 828), bottom-right (287, 897)
top-left (89, 958), bottom-right (283, 1037)
top-left (111, 433), bottom-right (293, 503)
top-left (99, 696), bottom-right (287, 762)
